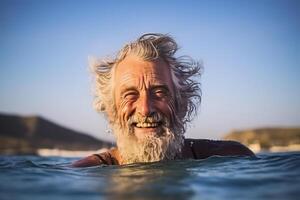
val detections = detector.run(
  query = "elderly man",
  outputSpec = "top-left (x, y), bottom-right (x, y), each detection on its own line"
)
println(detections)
top-left (73, 33), bottom-right (254, 167)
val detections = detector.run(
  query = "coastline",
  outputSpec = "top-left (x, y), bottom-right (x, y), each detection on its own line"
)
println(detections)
top-left (248, 143), bottom-right (300, 154)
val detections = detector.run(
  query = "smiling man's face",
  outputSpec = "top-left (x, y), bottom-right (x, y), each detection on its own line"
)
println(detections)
top-left (112, 54), bottom-right (183, 163)
top-left (114, 54), bottom-right (176, 140)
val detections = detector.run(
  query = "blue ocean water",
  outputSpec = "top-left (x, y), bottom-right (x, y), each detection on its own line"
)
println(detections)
top-left (0, 152), bottom-right (299, 200)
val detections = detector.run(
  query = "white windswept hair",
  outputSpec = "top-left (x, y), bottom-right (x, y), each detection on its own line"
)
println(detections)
top-left (91, 33), bottom-right (202, 135)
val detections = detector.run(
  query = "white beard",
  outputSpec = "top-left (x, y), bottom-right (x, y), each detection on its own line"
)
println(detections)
top-left (114, 124), bottom-right (184, 164)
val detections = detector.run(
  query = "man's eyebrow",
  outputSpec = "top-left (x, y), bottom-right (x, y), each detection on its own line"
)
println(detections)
top-left (150, 85), bottom-right (170, 91)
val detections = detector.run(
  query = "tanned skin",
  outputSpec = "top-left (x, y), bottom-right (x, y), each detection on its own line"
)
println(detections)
top-left (72, 55), bottom-right (255, 167)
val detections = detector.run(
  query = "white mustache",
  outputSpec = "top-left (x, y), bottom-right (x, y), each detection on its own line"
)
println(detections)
top-left (127, 112), bottom-right (169, 127)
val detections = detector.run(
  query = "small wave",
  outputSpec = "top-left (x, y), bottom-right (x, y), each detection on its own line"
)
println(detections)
top-left (0, 152), bottom-right (299, 200)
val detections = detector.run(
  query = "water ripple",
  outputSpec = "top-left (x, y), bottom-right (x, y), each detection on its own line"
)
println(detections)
top-left (0, 152), bottom-right (299, 200)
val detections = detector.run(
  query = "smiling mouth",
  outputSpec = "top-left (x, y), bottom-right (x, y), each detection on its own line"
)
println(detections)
top-left (132, 122), bottom-right (162, 128)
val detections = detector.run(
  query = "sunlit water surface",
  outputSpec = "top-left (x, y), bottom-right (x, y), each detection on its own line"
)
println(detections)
top-left (1, 152), bottom-right (299, 200)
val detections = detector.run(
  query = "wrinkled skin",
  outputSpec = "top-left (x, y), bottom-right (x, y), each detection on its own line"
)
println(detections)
top-left (72, 56), bottom-right (255, 167)
top-left (111, 54), bottom-right (184, 164)
top-left (114, 54), bottom-right (177, 141)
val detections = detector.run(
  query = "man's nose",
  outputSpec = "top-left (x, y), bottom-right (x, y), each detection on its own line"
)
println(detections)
top-left (136, 92), bottom-right (154, 117)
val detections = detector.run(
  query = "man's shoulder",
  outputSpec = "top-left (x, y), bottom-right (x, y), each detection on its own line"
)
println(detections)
top-left (72, 148), bottom-right (118, 167)
top-left (183, 138), bottom-right (255, 159)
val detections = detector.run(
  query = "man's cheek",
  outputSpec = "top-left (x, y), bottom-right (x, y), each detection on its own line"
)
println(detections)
top-left (117, 105), bottom-right (130, 126)
top-left (160, 103), bottom-right (175, 120)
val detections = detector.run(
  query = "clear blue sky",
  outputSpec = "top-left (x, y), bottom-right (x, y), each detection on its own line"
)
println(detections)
top-left (1, 0), bottom-right (299, 141)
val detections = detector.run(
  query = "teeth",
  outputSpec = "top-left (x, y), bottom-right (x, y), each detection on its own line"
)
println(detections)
top-left (136, 122), bottom-right (158, 128)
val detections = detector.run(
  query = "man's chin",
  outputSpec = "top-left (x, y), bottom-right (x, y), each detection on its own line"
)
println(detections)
top-left (133, 127), bottom-right (163, 141)
top-left (114, 123), bottom-right (183, 164)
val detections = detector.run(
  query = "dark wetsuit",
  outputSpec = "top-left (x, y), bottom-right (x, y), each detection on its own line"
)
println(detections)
top-left (72, 139), bottom-right (254, 167)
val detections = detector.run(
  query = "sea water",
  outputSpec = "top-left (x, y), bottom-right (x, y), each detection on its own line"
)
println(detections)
top-left (0, 152), bottom-right (299, 200)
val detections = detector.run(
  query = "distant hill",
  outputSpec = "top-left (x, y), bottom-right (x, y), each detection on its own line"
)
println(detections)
top-left (0, 113), bottom-right (113, 155)
top-left (223, 127), bottom-right (300, 152)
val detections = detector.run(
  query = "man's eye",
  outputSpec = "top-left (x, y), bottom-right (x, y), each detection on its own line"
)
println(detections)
top-left (153, 90), bottom-right (167, 98)
top-left (124, 92), bottom-right (138, 100)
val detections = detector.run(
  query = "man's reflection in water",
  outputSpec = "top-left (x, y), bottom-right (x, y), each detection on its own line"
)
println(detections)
top-left (104, 161), bottom-right (195, 200)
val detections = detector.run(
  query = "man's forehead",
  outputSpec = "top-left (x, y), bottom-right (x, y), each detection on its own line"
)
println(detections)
top-left (114, 55), bottom-right (173, 84)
